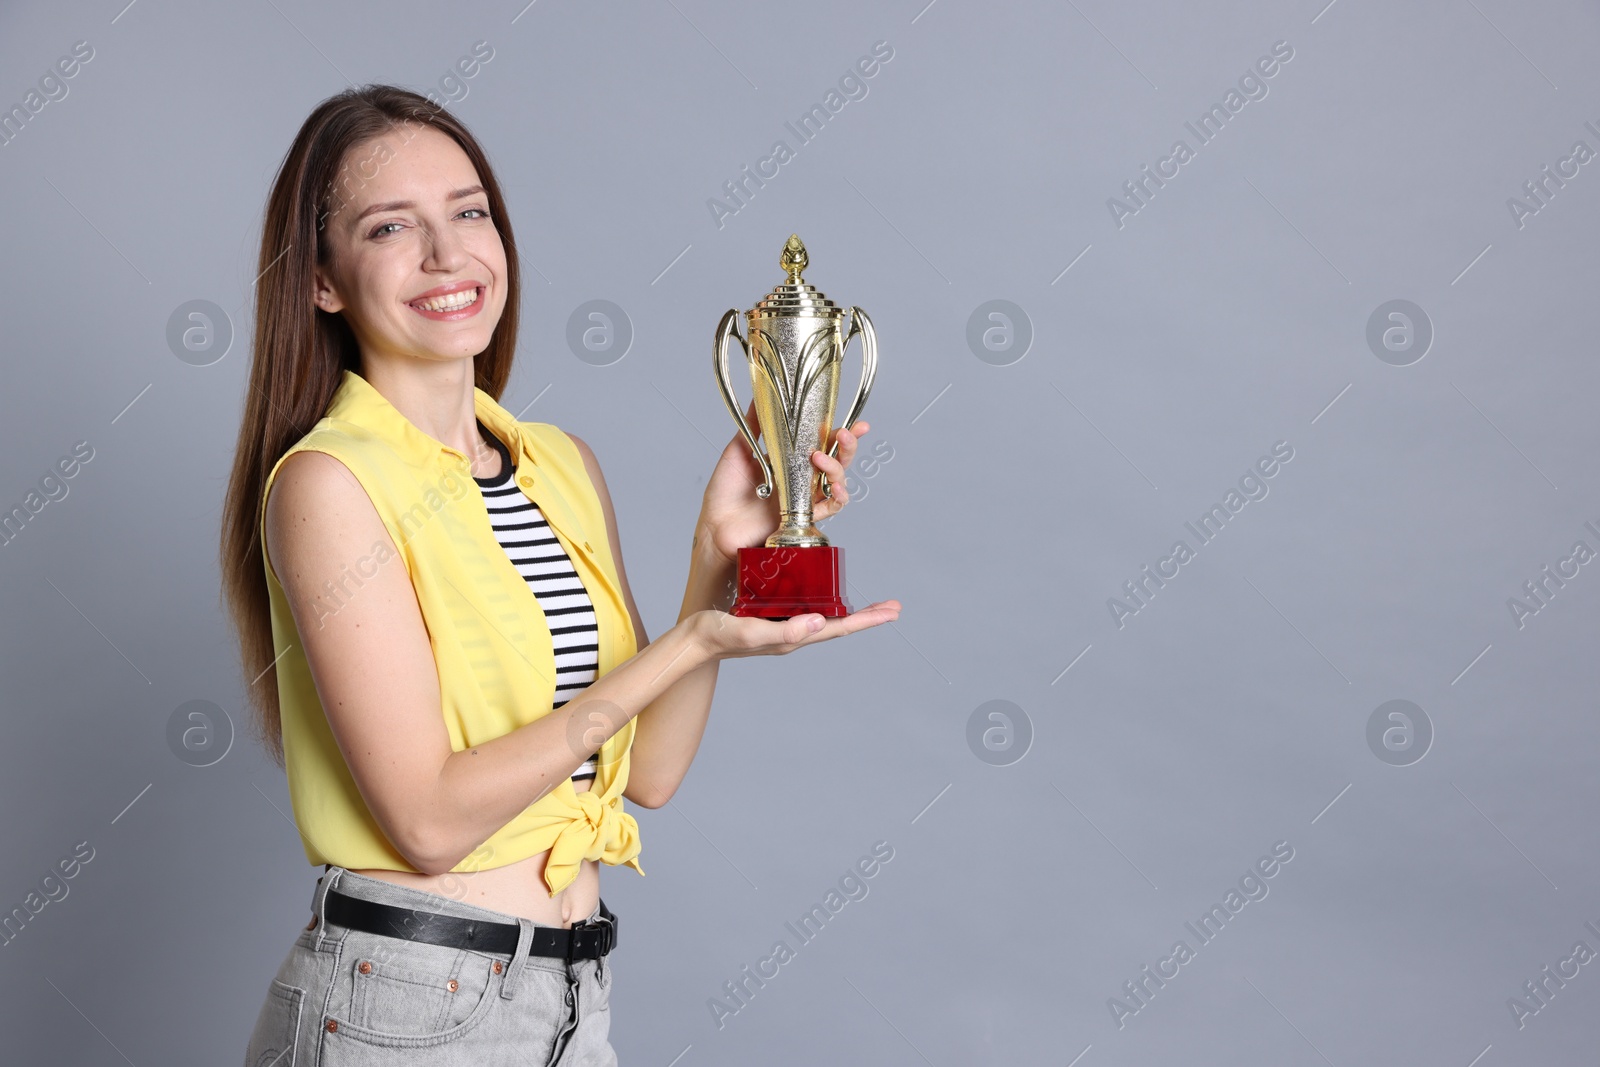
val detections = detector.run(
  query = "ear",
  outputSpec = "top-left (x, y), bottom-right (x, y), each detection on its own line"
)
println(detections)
top-left (311, 265), bottom-right (345, 314)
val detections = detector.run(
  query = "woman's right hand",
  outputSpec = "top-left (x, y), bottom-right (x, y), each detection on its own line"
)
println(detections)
top-left (688, 600), bottom-right (902, 661)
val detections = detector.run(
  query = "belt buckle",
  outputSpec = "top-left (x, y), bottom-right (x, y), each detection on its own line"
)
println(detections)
top-left (571, 913), bottom-right (614, 960)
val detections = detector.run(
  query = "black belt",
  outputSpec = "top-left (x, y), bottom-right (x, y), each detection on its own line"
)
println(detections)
top-left (324, 888), bottom-right (617, 960)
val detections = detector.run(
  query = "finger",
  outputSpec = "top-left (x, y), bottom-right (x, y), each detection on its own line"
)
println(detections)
top-left (788, 613), bottom-right (830, 643)
top-left (811, 449), bottom-right (847, 479)
top-left (720, 612), bottom-right (806, 651)
top-left (849, 599), bottom-right (901, 619)
top-left (834, 426), bottom-right (858, 466)
top-left (809, 600), bottom-right (901, 638)
top-left (811, 452), bottom-right (849, 511)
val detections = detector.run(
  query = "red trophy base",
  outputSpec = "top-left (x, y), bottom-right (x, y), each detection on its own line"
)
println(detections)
top-left (729, 545), bottom-right (853, 619)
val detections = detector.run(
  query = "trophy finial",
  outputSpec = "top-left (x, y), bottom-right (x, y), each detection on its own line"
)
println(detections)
top-left (780, 234), bottom-right (808, 283)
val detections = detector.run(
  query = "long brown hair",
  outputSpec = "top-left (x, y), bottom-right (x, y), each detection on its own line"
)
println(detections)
top-left (220, 85), bottom-right (521, 767)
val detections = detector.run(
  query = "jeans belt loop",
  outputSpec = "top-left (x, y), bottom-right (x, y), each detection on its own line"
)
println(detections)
top-left (310, 867), bottom-right (341, 952)
top-left (500, 916), bottom-right (536, 1001)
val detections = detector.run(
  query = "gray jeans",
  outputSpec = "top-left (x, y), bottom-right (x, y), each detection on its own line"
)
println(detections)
top-left (244, 866), bottom-right (616, 1066)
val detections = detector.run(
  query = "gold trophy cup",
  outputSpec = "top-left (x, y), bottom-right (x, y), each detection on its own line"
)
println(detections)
top-left (714, 235), bottom-right (877, 618)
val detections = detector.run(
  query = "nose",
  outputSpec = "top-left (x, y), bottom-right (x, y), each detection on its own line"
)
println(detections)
top-left (422, 219), bottom-right (469, 272)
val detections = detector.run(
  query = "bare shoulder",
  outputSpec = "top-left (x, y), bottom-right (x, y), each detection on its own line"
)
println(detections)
top-left (267, 447), bottom-right (370, 508)
top-left (560, 429), bottom-right (618, 509)
top-left (558, 429), bottom-right (616, 521)
top-left (562, 429), bottom-right (600, 476)
top-left (263, 449), bottom-right (390, 587)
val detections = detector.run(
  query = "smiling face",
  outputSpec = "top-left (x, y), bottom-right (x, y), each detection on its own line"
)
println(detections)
top-left (312, 121), bottom-right (508, 367)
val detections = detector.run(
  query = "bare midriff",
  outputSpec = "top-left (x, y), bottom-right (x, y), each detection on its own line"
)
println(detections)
top-left (343, 776), bottom-right (602, 929)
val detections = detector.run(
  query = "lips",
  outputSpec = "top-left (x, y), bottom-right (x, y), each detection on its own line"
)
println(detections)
top-left (408, 279), bottom-right (481, 302)
top-left (407, 283), bottom-right (486, 320)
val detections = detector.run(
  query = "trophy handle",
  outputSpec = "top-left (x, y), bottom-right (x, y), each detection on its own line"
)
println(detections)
top-left (714, 308), bottom-right (775, 499)
top-left (820, 306), bottom-right (877, 499)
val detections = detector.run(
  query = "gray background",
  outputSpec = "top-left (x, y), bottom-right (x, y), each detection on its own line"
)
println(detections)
top-left (1, 0), bottom-right (1597, 1063)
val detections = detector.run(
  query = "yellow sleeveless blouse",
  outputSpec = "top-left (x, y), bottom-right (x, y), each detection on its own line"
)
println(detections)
top-left (259, 369), bottom-right (644, 896)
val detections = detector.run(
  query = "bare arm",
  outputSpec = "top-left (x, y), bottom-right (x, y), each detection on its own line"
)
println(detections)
top-left (264, 449), bottom-right (714, 876)
top-left (266, 446), bottom-right (895, 877)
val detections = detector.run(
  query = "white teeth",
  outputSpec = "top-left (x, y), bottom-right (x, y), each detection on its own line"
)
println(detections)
top-left (412, 288), bottom-right (479, 312)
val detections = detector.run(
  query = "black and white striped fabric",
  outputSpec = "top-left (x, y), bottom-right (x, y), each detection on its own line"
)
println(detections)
top-left (472, 422), bottom-right (599, 783)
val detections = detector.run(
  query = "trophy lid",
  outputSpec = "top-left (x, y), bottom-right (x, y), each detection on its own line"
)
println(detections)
top-left (751, 235), bottom-right (844, 319)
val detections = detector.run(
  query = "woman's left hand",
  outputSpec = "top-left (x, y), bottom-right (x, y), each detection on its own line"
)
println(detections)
top-left (694, 397), bottom-right (869, 566)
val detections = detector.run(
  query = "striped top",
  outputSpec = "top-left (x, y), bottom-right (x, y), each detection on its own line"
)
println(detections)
top-left (472, 421), bottom-right (599, 783)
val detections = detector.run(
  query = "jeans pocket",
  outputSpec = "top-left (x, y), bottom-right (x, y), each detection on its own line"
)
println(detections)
top-left (326, 932), bottom-right (498, 1049)
top-left (244, 979), bottom-right (305, 1067)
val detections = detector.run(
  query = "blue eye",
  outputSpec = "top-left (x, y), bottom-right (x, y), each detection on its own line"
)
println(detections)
top-left (370, 222), bottom-right (402, 238)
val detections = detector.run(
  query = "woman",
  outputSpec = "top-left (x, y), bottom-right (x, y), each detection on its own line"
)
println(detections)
top-left (221, 84), bottom-right (899, 1066)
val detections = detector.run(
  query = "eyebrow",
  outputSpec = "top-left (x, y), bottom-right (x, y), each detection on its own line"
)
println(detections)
top-left (354, 185), bottom-right (487, 224)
